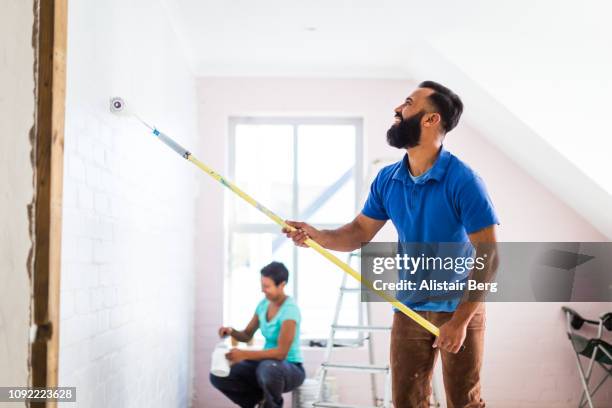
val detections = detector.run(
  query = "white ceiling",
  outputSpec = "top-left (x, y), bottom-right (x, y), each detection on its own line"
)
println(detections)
top-left (162, 0), bottom-right (612, 237)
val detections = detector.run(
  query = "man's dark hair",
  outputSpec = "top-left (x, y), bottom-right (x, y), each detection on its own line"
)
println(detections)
top-left (418, 80), bottom-right (463, 133)
top-left (260, 261), bottom-right (289, 286)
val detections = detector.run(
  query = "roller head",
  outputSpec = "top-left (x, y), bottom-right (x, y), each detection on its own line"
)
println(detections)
top-left (109, 97), bottom-right (127, 114)
top-left (109, 96), bottom-right (154, 130)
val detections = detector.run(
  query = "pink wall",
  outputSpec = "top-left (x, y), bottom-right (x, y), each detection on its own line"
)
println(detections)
top-left (194, 77), bottom-right (610, 407)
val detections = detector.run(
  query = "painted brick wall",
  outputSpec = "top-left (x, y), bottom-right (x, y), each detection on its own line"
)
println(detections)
top-left (58, 1), bottom-right (198, 407)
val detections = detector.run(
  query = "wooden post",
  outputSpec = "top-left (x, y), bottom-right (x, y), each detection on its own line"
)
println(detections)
top-left (32, 0), bottom-right (67, 406)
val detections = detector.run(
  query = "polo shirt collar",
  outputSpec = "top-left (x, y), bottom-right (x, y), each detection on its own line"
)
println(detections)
top-left (392, 145), bottom-right (451, 184)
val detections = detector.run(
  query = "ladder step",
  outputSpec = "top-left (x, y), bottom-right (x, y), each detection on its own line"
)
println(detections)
top-left (332, 324), bottom-right (391, 332)
top-left (321, 362), bottom-right (389, 373)
top-left (313, 402), bottom-right (377, 408)
top-left (340, 287), bottom-right (361, 293)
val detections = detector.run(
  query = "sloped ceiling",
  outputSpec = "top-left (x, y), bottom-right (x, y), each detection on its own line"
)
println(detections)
top-left (162, 0), bottom-right (612, 238)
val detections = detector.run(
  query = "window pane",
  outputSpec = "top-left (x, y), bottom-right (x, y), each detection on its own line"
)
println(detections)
top-left (297, 125), bottom-right (356, 224)
top-left (234, 124), bottom-right (294, 224)
top-left (297, 249), bottom-right (359, 340)
top-left (227, 232), bottom-right (294, 332)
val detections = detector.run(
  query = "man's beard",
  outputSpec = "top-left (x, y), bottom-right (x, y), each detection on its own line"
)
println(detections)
top-left (386, 111), bottom-right (425, 149)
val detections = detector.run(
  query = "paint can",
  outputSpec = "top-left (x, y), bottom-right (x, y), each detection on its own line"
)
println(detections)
top-left (210, 342), bottom-right (231, 377)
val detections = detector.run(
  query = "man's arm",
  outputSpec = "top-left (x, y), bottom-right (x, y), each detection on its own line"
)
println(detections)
top-left (434, 225), bottom-right (499, 353)
top-left (226, 320), bottom-right (297, 363)
top-left (450, 225), bottom-right (499, 324)
top-left (283, 214), bottom-right (386, 251)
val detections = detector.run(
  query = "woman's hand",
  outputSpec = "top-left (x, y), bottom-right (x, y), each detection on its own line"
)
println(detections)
top-left (218, 326), bottom-right (233, 338)
top-left (225, 348), bottom-right (247, 364)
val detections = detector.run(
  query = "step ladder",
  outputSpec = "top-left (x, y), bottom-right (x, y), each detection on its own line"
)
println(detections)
top-left (313, 252), bottom-right (392, 408)
top-left (313, 252), bottom-right (443, 408)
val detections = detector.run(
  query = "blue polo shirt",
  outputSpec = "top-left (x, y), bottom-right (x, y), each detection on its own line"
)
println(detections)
top-left (362, 146), bottom-right (499, 312)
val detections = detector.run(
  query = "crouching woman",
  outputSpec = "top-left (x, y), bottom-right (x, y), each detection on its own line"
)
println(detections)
top-left (210, 261), bottom-right (305, 408)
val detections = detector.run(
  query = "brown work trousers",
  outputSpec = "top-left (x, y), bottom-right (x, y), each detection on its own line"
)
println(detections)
top-left (390, 305), bottom-right (486, 408)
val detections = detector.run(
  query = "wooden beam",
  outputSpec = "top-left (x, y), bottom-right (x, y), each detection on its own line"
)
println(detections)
top-left (32, 0), bottom-right (67, 406)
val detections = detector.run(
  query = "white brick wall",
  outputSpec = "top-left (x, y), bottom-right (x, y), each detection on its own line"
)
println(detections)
top-left (58, 0), bottom-right (198, 407)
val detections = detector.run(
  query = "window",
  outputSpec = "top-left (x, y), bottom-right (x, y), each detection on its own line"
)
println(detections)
top-left (226, 117), bottom-right (363, 342)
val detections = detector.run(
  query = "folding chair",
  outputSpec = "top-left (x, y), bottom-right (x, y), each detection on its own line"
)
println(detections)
top-left (562, 306), bottom-right (612, 408)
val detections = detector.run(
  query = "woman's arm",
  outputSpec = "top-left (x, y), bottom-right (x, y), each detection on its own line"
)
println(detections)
top-left (222, 314), bottom-right (259, 343)
top-left (226, 320), bottom-right (297, 363)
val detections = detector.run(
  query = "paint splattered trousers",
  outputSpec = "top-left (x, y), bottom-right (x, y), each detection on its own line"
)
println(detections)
top-left (391, 305), bottom-right (486, 408)
top-left (210, 359), bottom-right (305, 408)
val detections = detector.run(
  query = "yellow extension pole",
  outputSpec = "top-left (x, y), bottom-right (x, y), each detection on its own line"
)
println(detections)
top-left (150, 125), bottom-right (440, 337)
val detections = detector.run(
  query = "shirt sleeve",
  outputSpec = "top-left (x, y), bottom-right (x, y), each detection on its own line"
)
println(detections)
top-left (361, 171), bottom-right (390, 221)
top-left (457, 175), bottom-right (500, 234)
top-left (280, 304), bottom-right (301, 323)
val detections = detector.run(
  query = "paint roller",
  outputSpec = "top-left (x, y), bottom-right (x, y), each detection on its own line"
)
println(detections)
top-left (109, 96), bottom-right (455, 346)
